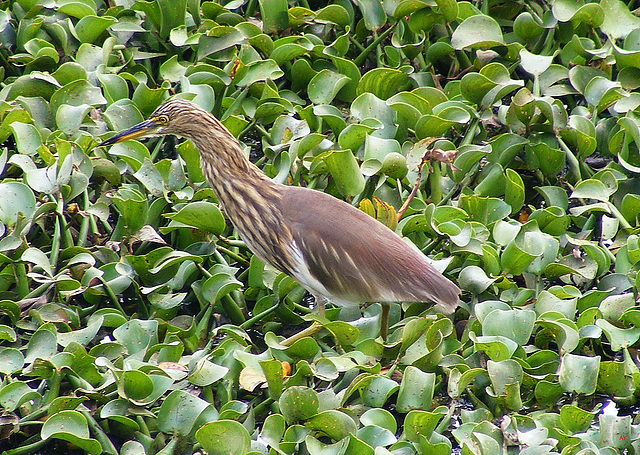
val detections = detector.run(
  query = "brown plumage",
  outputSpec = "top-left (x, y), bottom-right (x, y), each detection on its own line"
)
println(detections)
top-left (100, 98), bottom-right (460, 339)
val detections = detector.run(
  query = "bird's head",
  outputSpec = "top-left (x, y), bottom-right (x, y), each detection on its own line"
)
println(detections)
top-left (99, 98), bottom-right (203, 146)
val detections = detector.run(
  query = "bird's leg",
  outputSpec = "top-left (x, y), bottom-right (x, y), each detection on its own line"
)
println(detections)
top-left (279, 321), bottom-right (323, 346)
top-left (316, 295), bottom-right (326, 317)
top-left (380, 302), bottom-right (390, 341)
top-left (279, 295), bottom-right (326, 347)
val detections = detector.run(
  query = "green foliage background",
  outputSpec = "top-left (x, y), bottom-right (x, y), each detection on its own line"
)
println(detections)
top-left (2, 0), bottom-right (640, 453)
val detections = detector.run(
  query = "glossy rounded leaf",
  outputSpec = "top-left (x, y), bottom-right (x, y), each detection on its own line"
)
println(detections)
top-left (233, 59), bottom-right (284, 87)
top-left (601, 0), bottom-right (640, 39)
top-left (308, 69), bottom-right (350, 105)
top-left (471, 334), bottom-right (518, 361)
top-left (195, 420), bottom-right (251, 455)
top-left (165, 201), bottom-right (226, 234)
top-left (24, 327), bottom-right (57, 364)
top-left (360, 375), bottom-right (399, 407)
top-left (119, 370), bottom-right (154, 401)
top-left (41, 410), bottom-right (102, 455)
top-left (113, 319), bottom-right (158, 356)
top-left (279, 386), bottom-right (319, 424)
top-left (481, 309), bottom-right (536, 345)
top-left (505, 168), bottom-right (525, 213)
top-left (486, 359), bottom-right (522, 396)
top-left (360, 408), bottom-right (397, 434)
top-left (74, 15), bottom-right (116, 43)
top-left (356, 68), bottom-right (411, 100)
top-left (357, 0), bottom-right (386, 30)
top-left (451, 15), bottom-right (504, 50)
top-left (553, 0), bottom-right (604, 26)
top-left (0, 381), bottom-right (40, 412)
top-left (403, 410), bottom-right (444, 442)
top-left (0, 347), bottom-right (24, 375)
top-left (596, 318), bottom-right (640, 351)
top-left (57, 315), bottom-right (103, 347)
top-left (189, 358), bottom-right (229, 386)
top-left (157, 390), bottom-right (211, 434)
top-left (323, 150), bottom-right (366, 197)
top-left (306, 410), bottom-right (357, 440)
top-left (396, 366), bottom-right (435, 413)
top-left (513, 12), bottom-right (544, 42)
top-left (0, 182), bottom-right (36, 227)
top-left (558, 353), bottom-right (600, 394)
top-left (304, 435), bottom-right (349, 455)
top-left (459, 265), bottom-right (495, 294)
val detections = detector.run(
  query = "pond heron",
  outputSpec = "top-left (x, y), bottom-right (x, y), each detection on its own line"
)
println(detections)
top-left (100, 98), bottom-right (460, 341)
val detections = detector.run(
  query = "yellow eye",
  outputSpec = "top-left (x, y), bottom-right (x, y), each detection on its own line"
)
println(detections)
top-left (157, 115), bottom-right (169, 125)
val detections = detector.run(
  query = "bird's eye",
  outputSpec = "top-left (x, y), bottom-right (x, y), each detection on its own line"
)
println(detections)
top-left (157, 115), bottom-right (169, 125)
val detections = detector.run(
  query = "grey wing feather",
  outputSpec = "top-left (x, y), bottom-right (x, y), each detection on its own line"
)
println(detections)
top-left (279, 187), bottom-right (460, 310)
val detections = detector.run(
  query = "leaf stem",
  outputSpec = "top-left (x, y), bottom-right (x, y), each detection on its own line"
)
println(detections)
top-left (216, 245), bottom-right (250, 266)
top-left (240, 299), bottom-right (279, 328)
top-left (2, 438), bottom-right (47, 455)
top-left (97, 276), bottom-right (126, 314)
top-left (555, 134), bottom-right (582, 183)
top-left (80, 410), bottom-right (119, 455)
top-left (354, 23), bottom-right (397, 67)
top-left (13, 262), bottom-right (30, 298)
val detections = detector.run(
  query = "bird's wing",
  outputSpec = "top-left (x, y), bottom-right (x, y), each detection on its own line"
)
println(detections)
top-left (278, 186), bottom-right (459, 310)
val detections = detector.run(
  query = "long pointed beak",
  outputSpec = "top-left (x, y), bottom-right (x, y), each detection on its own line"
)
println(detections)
top-left (99, 119), bottom-right (160, 146)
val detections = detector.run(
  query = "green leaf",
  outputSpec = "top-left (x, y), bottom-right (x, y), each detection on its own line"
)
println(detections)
top-left (360, 408), bottom-right (397, 433)
top-left (596, 318), bottom-right (640, 351)
top-left (458, 265), bottom-right (496, 294)
top-left (451, 15), bottom-right (504, 49)
top-left (189, 358), bottom-right (229, 386)
top-left (601, 0), bottom-right (640, 39)
top-left (25, 326), bottom-right (57, 364)
top-left (157, 390), bottom-right (211, 435)
top-left (558, 353), bottom-right (600, 394)
top-left (323, 150), bottom-right (366, 196)
top-left (0, 348), bottom-right (24, 375)
top-left (514, 13), bottom-right (544, 42)
top-left (165, 201), bottom-right (226, 234)
top-left (487, 359), bottom-right (523, 410)
top-left (481, 309), bottom-right (536, 345)
top-left (41, 411), bottom-right (102, 455)
top-left (57, 316), bottom-right (103, 347)
top-left (259, 0), bottom-right (288, 33)
top-left (598, 361), bottom-right (635, 398)
top-left (395, 366), bottom-right (435, 413)
top-left (599, 415), bottom-right (632, 449)
top-left (0, 182), bottom-right (36, 227)
top-left (304, 435), bottom-right (349, 455)
top-left (559, 404), bottom-right (596, 434)
top-left (360, 375), bottom-right (399, 407)
top-left (119, 370), bottom-right (154, 401)
top-left (459, 195), bottom-right (511, 226)
top-left (403, 410), bottom-right (444, 442)
top-left (553, 0), bottom-right (604, 26)
top-left (356, 68), bottom-right (411, 100)
top-left (308, 70), bottom-right (350, 105)
top-left (471, 334), bottom-right (518, 361)
top-left (356, 0), bottom-right (386, 30)
top-left (113, 319), bottom-right (158, 356)
top-left (570, 178), bottom-right (612, 202)
top-left (0, 381), bottom-right (41, 412)
top-left (10, 122), bottom-right (41, 154)
top-left (74, 15), bottom-right (116, 43)
top-left (306, 410), bottom-right (357, 440)
top-left (195, 420), bottom-right (251, 455)
top-left (279, 386), bottom-right (319, 424)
